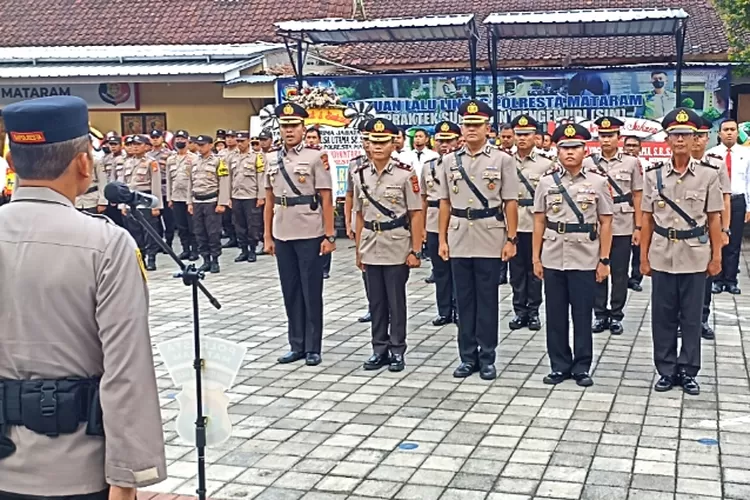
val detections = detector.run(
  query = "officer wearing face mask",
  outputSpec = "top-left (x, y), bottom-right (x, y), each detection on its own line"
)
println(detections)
top-left (166, 130), bottom-right (199, 261)
top-left (638, 70), bottom-right (676, 120)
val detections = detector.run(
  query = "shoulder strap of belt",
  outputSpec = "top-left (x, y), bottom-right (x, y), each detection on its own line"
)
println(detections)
top-left (552, 170), bottom-right (585, 225)
top-left (593, 155), bottom-right (631, 206)
top-left (277, 151), bottom-right (303, 197)
top-left (517, 167), bottom-right (535, 198)
top-left (428, 159), bottom-right (440, 185)
top-left (358, 167), bottom-right (397, 219)
top-left (455, 152), bottom-right (489, 208)
top-left (655, 167), bottom-right (697, 227)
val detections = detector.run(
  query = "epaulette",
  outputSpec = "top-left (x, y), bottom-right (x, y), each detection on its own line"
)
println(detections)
top-left (354, 163), bottom-right (368, 174)
top-left (305, 144), bottom-right (322, 150)
top-left (621, 152), bottom-right (635, 157)
top-left (543, 165), bottom-right (561, 176)
top-left (699, 159), bottom-right (719, 170)
top-left (646, 161), bottom-right (663, 172)
top-left (537, 151), bottom-right (554, 161)
top-left (395, 160), bottom-right (413, 171)
top-left (706, 152), bottom-right (722, 160)
top-left (81, 212), bottom-right (114, 224)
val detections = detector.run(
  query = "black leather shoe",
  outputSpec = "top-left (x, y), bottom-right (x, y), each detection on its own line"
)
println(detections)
top-left (702, 322), bottom-right (715, 340)
top-left (726, 284), bottom-right (741, 295)
top-left (189, 251), bottom-right (199, 261)
top-left (322, 272), bottom-right (330, 279)
top-left (528, 315), bottom-right (541, 331)
top-left (711, 282), bottom-right (724, 294)
top-left (424, 273), bottom-right (435, 284)
top-left (221, 238), bottom-right (238, 249)
top-left (145, 256), bottom-right (156, 271)
top-left (592, 318), bottom-right (609, 333)
top-left (432, 315), bottom-right (452, 326)
top-left (358, 312), bottom-right (372, 323)
top-left (247, 250), bottom-right (257, 263)
top-left (453, 362), bottom-right (478, 378)
top-left (628, 280), bottom-right (643, 292)
top-left (198, 257), bottom-right (211, 272)
top-left (388, 354), bottom-right (405, 372)
top-left (177, 250), bottom-right (191, 260)
top-left (681, 374), bottom-right (700, 396)
top-left (234, 250), bottom-right (249, 262)
top-left (509, 315), bottom-right (528, 330)
top-left (543, 372), bottom-right (570, 385)
top-left (210, 259), bottom-right (220, 274)
top-left (363, 353), bottom-right (390, 370)
top-left (610, 320), bottom-right (624, 335)
top-left (654, 375), bottom-right (674, 392)
top-left (278, 351), bottom-right (305, 364)
top-left (305, 353), bottom-right (322, 366)
top-left (572, 372), bottom-right (594, 387)
top-left (479, 364), bottom-right (497, 380)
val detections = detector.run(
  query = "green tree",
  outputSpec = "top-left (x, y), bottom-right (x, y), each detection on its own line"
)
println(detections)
top-left (714, 0), bottom-right (750, 73)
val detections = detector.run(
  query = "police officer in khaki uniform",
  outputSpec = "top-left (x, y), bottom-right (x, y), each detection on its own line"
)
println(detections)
top-left (354, 118), bottom-right (423, 372)
top-left (149, 129), bottom-right (175, 250)
top-left (264, 102), bottom-right (336, 367)
top-left (641, 108), bottom-right (724, 395)
top-left (187, 134), bottom-right (230, 274)
top-left (74, 157), bottom-right (107, 214)
top-left (422, 120), bottom-right (460, 326)
top-left (166, 129), bottom-right (199, 261)
top-left (0, 95), bottom-right (166, 499)
top-left (122, 134), bottom-right (163, 271)
top-left (437, 100), bottom-right (520, 381)
top-left (508, 114), bottom-right (555, 331)
top-left (230, 130), bottom-right (265, 263)
top-left (533, 123), bottom-right (614, 387)
top-left (583, 117), bottom-right (644, 336)
top-left (220, 130), bottom-right (239, 249)
top-left (101, 135), bottom-right (125, 226)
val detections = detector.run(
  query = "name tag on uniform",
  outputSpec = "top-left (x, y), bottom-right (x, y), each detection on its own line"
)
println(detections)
top-left (298, 162), bottom-right (310, 165)
top-left (547, 187), bottom-right (561, 194)
top-left (485, 166), bottom-right (498, 170)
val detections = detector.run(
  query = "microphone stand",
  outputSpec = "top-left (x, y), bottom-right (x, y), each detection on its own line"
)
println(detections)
top-left (125, 203), bottom-right (220, 500)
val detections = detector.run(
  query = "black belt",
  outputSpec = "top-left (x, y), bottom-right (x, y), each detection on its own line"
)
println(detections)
top-left (654, 224), bottom-right (707, 240)
top-left (612, 193), bottom-right (633, 204)
top-left (84, 185), bottom-right (99, 195)
top-left (426, 200), bottom-right (440, 208)
top-left (274, 194), bottom-right (317, 207)
top-left (193, 191), bottom-right (218, 201)
top-left (731, 193), bottom-right (745, 200)
top-left (546, 221), bottom-right (597, 233)
top-left (451, 206), bottom-right (503, 221)
top-left (518, 199), bottom-right (534, 207)
top-left (364, 215), bottom-right (408, 231)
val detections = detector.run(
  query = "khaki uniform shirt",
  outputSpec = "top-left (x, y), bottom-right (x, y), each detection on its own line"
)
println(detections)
top-left (264, 143), bottom-right (333, 241)
top-left (420, 157), bottom-right (444, 234)
top-left (703, 152), bottom-right (732, 194)
top-left (583, 153), bottom-right (643, 236)
top-left (641, 159), bottom-right (724, 274)
top-left (149, 146), bottom-right (172, 197)
top-left (436, 145), bottom-right (519, 258)
top-left (75, 158), bottom-right (108, 209)
top-left (0, 187), bottom-right (166, 495)
top-left (347, 155), bottom-right (368, 230)
top-left (187, 154), bottom-right (230, 206)
top-left (353, 160), bottom-right (422, 265)
top-left (123, 155), bottom-right (163, 209)
top-left (102, 152), bottom-right (125, 183)
top-left (231, 151), bottom-right (264, 200)
top-left (165, 151), bottom-right (197, 203)
top-left (534, 167), bottom-right (615, 271)
top-left (515, 151), bottom-right (555, 233)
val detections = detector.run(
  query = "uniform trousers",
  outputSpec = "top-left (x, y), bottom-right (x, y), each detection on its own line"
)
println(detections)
top-left (157, 195), bottom-right (175, 245)
top-left (322, 253), bottom-right (332, 274)
top-left (702, 275), bottom-right (713, 324)
top-left (629, 244), bottom-right (642, 285)
top-left (509, 232), bottom-right (543, 318)
top-left (594, 235), bottom-right (632, 321)
top-left (426, 231), bottom-right (454, 318)
top-left (452, 258), bottom-right (501, 366)
top-left (172, 201), bottom-right (195, 252)
top-left (231, 198), bottom-right (263, 249)
top-left (0, 490), bottom-right (109, 500)
top-left (651, 270), bottom-right (704, 377)
top-left (718, 195), bottom-right (746, 287)
top-left (193, 202), bottom-right (223, 258)
top-left (544, 268), bottom-right (595, 374)
top-left (365, 264), bottom-right (409, 356)
top-left (222, 207), bottom-right (236, 240)
top-left (124, 208), bottom-right (162, 257)
top-left (275, 236), bottom-right (325, 354)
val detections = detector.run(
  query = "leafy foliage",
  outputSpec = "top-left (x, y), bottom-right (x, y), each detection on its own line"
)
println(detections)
top-left (713, 0), bottom-right (750, 74)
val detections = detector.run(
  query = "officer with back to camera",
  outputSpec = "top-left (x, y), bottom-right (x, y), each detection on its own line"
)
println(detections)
top-left (0, 96), bottom-right (166, 500)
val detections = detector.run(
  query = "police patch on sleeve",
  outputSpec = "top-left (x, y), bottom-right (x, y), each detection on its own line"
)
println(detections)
top-left (321, 153), bottom-right (330, 171)
top-left (135, 248), bottom-right (148, 282)
top-left (410, 174), bottom-right (420, 193)
top-left (216, 160), bottom-right (229, 177)
top-left (255, 154), bottom-right (265, 173)
top-left (150, 161), bottom-right (159, 173)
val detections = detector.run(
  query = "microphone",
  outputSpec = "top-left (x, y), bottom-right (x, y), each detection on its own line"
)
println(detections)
top-left (104, 181), bottom-right (160, 209)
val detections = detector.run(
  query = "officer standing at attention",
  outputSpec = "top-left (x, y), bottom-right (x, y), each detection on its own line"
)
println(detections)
top-left (437, 100), bottom-right (520, 381)
top-left (74, 156), bottom-right (108, 214)
top-left (101, 134), bottom-right (126, 226)
top-left (641, 108), bottom-right (724, 395)
top-left (188, 135), bottom-right (230, 273)
top-left (354, 118), bottom-right (423, 372)
top-left (166, 129), bottom-right (199, 261)
top-left (149, 130), bottom-right (175, 250)
top-left (264, 102), bottom-right (336, 367)
top-left (533, 123), bottom-right (614, 387)
top-left (422, 120), bottom-right (460, 326)
top-left (220, 130), bottom-right (240, 249)
top-left (583, 117), bottom-right (643, 336)
top-left (508, 114), bottom-right (555, 331)
top-left (0, 96), bottom-right (166, 499)
top-left (122, 134), bottom-right (163, 271)
top-left (230, 131), bottom-right (265, 263)
top-left (346, 119), bottom-right (374, 323)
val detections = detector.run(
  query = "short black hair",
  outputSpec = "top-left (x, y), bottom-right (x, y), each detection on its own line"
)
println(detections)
top-left (623, 136), bottom-right (642, 146)
top-left (305, 126), bottom-right (321, 138)
top-left (500, 123), bottom-right (514, 132)
top-left (719, 119), bottom-right (738, 130)
top-left (542, 133), bottom-right (552, 141)
top-left (650, 70), bottom-right (667, 78)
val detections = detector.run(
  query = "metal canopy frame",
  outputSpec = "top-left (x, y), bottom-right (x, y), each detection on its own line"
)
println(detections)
top-left (484, 8), bottom-right (690, 125)
top-left (275, 14), bottom-right (480, 97)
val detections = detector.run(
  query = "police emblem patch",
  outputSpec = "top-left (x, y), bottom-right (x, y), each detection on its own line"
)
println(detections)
top-left (518, 116), bottom-right (528, 127)
top-left (283, 104), bottom-right (294, 115)
top-left (411, 175), bottom-right (420, 193)
top-left (676, 110), bottom-right (689, 123)
top-left (601, 118), bottom-right (611, 129)
top-left (216, 160), bottom-right (229, 177)
top-left (467, 102), bottom-right (479, 114)
top-left (441, 122), bottom-right (450, 132)
top-left (564, 125), bottom-right (576, 137)
top-left (374, 120), bottom-right (385, 132)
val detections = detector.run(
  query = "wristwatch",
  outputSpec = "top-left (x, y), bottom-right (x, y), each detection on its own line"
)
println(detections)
top-left (721, 228), bottom-right (731, 236)
top-left (410, 250), bottom-right (422, 259)
top-left (599, 257), bottom-right (611, 266)
top-left (507, 235), bottom-right (519, 245)
top-left (325, 235), bottom-right (336, 243)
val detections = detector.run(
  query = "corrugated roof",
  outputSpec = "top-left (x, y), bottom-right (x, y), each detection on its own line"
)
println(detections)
top-left (0, 60), bottom-right (258, 79)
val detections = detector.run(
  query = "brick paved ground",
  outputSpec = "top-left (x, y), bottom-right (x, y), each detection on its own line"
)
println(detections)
top-left (140, 244), bottom-right (750, 500)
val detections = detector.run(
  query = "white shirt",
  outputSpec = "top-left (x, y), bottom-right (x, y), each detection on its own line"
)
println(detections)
top-left (397, 147), bottom-right (439, 179)
top-left (707, 143), bottom-right (750, 204)
top-left (0, 156), bottom-right (7, 182)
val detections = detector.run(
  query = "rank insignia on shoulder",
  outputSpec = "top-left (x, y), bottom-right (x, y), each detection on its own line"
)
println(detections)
top-left (543, 165), bottom-right (560, 176)
top-left (706, 152), bottom-right (722, 160)
top-left (537, 151), bottom-right (554, 161)
top-left (395, 161), bottom-right (413, 171)
top-left (699, 160), bottom-right (719, 169)
top-left (306, 144), bottom-right (322, 150)
top-left (216, 161), bottom-right (229, 177)
top-left (646, 162), bottom-right (663, 171)
top-left (81, 212), bottom-right (113, 224)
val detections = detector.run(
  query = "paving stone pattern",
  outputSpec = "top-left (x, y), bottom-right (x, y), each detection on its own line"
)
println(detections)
top-left (141, 244), bottom-right (750, 500)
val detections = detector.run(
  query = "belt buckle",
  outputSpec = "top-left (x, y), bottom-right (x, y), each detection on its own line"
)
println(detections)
top-left (465, 208), bottom-right (473, 220)
top-left (40, 381), bottom-right (57, 418)
top-left (280, 195), bottom-right (288, 208)
top-left (373, 220), bottom-right (382, 233)
top-left (557, 221), bottom-right (566, 234)
top-left (668, 228), bottom-right (678, 242)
